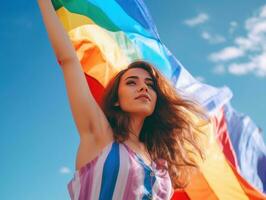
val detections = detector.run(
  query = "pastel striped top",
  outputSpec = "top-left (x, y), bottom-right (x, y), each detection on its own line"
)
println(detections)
top-left (67, 141), bottom-right (173, 200)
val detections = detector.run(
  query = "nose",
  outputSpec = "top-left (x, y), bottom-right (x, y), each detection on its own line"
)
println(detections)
top-left (137, 83), bottom-right (148, 92)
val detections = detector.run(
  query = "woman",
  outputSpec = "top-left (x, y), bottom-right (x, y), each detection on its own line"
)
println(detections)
top-left (38, 0), bottom-right (208, 199)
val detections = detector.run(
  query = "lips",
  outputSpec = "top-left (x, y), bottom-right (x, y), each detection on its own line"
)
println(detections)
top-left (135, 94), bottom-right (151, 101)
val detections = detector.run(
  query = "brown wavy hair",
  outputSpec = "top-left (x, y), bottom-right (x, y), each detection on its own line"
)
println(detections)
top-left (102, 60), bottom-right (209, 189)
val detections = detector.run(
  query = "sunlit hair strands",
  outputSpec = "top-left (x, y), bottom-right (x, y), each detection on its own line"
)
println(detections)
top-left (102, 60), bottom-right (210, 189)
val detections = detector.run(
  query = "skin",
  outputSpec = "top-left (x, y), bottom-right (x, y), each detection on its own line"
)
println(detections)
top-left (37, 0), bottom-right (157, 169)
top-left (117, 68), bottom-right (157, 165)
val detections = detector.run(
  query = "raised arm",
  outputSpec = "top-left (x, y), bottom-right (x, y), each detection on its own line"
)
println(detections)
top-left (37, 0), bottom-right (113, 141)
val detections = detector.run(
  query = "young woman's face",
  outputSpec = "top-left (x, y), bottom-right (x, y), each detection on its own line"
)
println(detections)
top-left (117, 68), bottom-right (157, 118)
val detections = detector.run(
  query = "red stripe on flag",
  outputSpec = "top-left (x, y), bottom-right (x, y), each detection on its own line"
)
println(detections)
top-left (214, 108), bottom-right (239, 169)
top-left (171, 189), bottom-right (190, 200)
top-left (85, 73), bottom-right (105, 106)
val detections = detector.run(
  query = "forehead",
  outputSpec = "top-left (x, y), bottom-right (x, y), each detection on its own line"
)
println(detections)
top-left (121, 68), bottom-right (152, 80)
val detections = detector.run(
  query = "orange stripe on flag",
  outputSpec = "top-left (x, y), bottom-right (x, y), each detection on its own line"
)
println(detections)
top-left (69, 25), bottom-right (128, 87)
top-left (228, 161), bottom-right (266, 200)
top-left (185, 170), bottom-right (219, 200)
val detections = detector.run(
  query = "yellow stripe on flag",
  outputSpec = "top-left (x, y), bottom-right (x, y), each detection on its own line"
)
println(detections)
top-left (185, 112), bottom-right (250, 200)
top-left (56, 7), bottom-right (141, 87)
top-left (56, 7), bottom-right (95, 32)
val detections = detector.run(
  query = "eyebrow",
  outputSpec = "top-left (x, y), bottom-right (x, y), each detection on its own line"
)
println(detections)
top-left (125, 76), bottom-right (153, 82)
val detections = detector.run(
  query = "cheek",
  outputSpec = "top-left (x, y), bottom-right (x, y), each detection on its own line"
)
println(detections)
top-left (118, 86), bottom-right (132, 106)
top-left (152, 94), bottom-right (157, 109)
top-left (150, 90), bottom-right (157, 103)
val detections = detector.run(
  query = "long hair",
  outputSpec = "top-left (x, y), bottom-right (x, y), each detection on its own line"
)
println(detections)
top-left (102, 60), bottom-right (209, 188)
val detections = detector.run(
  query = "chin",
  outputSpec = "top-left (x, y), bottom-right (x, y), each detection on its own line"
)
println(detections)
top-left (128, 107), bottom-right (154, 117)
top-left (120, 102), bottom-right (155, 117)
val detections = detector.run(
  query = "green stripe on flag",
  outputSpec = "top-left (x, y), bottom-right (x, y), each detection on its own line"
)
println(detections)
top-left (51, 0), bottom-right (120, 32)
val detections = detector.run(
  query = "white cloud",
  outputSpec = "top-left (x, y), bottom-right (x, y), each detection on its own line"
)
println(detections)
top-left (229, 21), bottom-right (238, 34)
top-left (230, 21), bottom-right (238, 27)
top-left (201, 31), bottom-right (226, 44)
top-left (213, 65), bottom-right (226, 75)
top-left (184, 13), bottom-right (225, 45)
top-left (252, 53), bottom-right (266, 76)
top-left (59, 166), bottom-right (71, 174)
top-left (260, 5), bottom-right (266, 17)
top-left (201, 31), bottom-right (211, 39)
top-left (209, 46), bottom-right (244, 62)
top-left (184, 13), bottom-right (209, 27)
top-left (227, 53), bottom-right (266, 77)
top-left (247, 20), bottom-right (266, 37)
top-left (234, 37), bottom-right (255, 50)
top-left (228, 62), bottom-right (255, 75)
top-left (209, 4), bottom-right (266, 77)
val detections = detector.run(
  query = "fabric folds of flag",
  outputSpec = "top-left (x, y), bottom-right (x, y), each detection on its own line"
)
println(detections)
top-left (51, 0), bottom-right (266, 199)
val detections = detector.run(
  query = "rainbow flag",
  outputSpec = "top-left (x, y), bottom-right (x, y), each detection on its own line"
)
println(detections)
top-left (51, 0), bottom-right (266, 199)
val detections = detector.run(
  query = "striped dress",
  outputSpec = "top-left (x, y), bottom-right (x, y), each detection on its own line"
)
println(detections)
top-left (68, 141), bottom-right (173, 200)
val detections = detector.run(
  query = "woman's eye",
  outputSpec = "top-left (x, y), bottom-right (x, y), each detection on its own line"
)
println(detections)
top-left (126, 81), bottom-right (136, 85)
top-left (147, 83), bottom-right (154, 88)
top-left (126, 81), bottom-right (154, 89)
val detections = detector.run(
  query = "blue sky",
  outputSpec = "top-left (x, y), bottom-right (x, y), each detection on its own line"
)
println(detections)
top-left (0, 0), bottom-right (265, 199)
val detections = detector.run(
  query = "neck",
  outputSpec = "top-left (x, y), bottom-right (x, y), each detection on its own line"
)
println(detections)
top-left (128, 115), bottom-right (145, 142)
